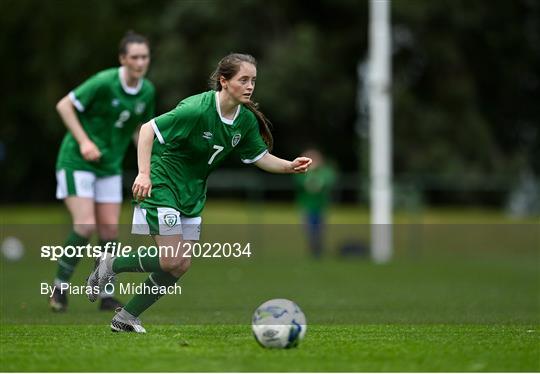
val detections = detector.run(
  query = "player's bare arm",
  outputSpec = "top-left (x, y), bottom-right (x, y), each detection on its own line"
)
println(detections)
top-left (254, 152), bottom-right (312, 174)
top-left (132, 121), bottom-right (154, 200)
top-left (56, 95), bottom-right (101, 162)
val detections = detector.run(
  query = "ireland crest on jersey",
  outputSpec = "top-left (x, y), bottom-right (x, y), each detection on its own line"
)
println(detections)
top-left (164, 213), bottom-right (177, 227)
top-left (232, 134), bottom-right (241, 147)
top-left (135, 102), bottom-right (146, 115)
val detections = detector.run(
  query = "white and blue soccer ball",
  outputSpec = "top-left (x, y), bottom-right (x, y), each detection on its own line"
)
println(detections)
top-left (252, 298), bottom-right (307, 349)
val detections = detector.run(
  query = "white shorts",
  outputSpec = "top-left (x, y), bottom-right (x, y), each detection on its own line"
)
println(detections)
top-left (56, 169), bottom-right (123, 203)
top-left (131, 205), bottom-right (202, 241)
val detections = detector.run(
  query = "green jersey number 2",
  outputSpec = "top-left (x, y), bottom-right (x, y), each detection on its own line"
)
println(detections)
top-left (208, 145), bottom-right (224, 165)
top-left (115, 110), bottom-right (131, 128)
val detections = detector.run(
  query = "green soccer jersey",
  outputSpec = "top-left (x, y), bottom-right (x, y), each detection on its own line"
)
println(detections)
top-left (141, 90), bottom-right (268, 217)
top-left (294, 165), bottom-right (336, 214)
top-left (56, 67), bottom-right (155, 176)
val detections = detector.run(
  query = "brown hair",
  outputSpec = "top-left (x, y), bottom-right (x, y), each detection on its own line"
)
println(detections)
top-left (209, 53), bottom-right (273, 151)
top-left (119, 30), bottom-right (150, 56)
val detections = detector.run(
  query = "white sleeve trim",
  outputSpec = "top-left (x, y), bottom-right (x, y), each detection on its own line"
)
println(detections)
top-left (242, 150), bottom-right (268, 164)
top-left (151, 119), bottom-right (165, 144)
top-left (68, 91), bottom-right (85, 112)
top-left (148, 273), bottom-right (160, 287)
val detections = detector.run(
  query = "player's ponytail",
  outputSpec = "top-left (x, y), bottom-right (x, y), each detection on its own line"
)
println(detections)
top-left (209, 53), bottom-right (274, 151)
top-left (243, 101), bottom-right (273, 151)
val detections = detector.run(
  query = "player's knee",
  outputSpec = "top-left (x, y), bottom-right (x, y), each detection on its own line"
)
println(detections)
top-left (178, 256), bottom-right (191, 273)
top-left (74, 222), bottom-right (96, 237)
top-left (170, 256), bottom-right (191, 274)
top-left (161, 256), bottom-right (190, 274)
top-left (98, 224), bottom-right (118, 240)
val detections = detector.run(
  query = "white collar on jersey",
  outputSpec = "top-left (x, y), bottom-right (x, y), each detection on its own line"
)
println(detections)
top-left (119, 66), bottom-right (143, 95)
top-left (215, 91), bottom-right (240, 125)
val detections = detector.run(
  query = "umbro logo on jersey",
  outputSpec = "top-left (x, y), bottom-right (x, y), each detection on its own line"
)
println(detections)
top-left (111, 99), bottom-right (120, 107)
top-left (203, 132), bottom-right (213, 140)
top-left (232, 134), bottom-right (241, 147)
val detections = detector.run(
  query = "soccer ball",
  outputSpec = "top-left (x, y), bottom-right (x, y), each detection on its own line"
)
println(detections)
top-left (252, 298), bottom-right (307, 349)
top-left (1, 237), bottom-right (24, 261)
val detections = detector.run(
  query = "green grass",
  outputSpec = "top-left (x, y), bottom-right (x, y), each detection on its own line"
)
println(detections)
top-left (1, 200), bottom-right (539, 225)
top-left (1, 324), bottom-right (538, 372)
top-left (0, 201), bottom-right (539, 371)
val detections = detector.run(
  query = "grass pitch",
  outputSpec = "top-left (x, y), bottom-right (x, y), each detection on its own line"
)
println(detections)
top-left (1, 325), bottom-right (537, 372)
top-left (0, 201), bottom-right (539, 371)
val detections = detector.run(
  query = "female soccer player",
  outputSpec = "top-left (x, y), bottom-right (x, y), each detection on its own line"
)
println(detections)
top-left (50, 31), bottom-right (155, 312)
top-left (87, 53), bottom-right (312, 333)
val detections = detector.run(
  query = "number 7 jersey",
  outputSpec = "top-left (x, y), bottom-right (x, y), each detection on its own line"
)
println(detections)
top-left (144, 90), bottom-right (268, 217)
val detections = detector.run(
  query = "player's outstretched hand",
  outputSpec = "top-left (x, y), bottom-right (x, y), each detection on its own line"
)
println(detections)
top-left (132, 173), bottom-right (152, 201)
top-left (80, 140), bottom-right (102, 162)
top-left (291, 157), bottom-right (312, 173)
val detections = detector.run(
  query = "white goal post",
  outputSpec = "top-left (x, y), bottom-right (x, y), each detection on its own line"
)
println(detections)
top-left (369, 0), bottom-right (393, 263)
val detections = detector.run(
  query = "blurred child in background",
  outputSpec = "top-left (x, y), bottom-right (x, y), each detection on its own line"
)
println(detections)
top-left (294, 149), bottom-right (336, 258)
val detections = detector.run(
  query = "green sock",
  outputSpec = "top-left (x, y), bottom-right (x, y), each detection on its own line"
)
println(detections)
top-left (55, 231), bottom-right (89, 282)
top-left (124, 271), bottom-right (180, 317)
top-left (112, 248), bottom-right (162, 273)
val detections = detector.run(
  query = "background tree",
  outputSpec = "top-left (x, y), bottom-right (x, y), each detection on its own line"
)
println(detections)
top-left (1, 0), bottom-right (537, 205)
